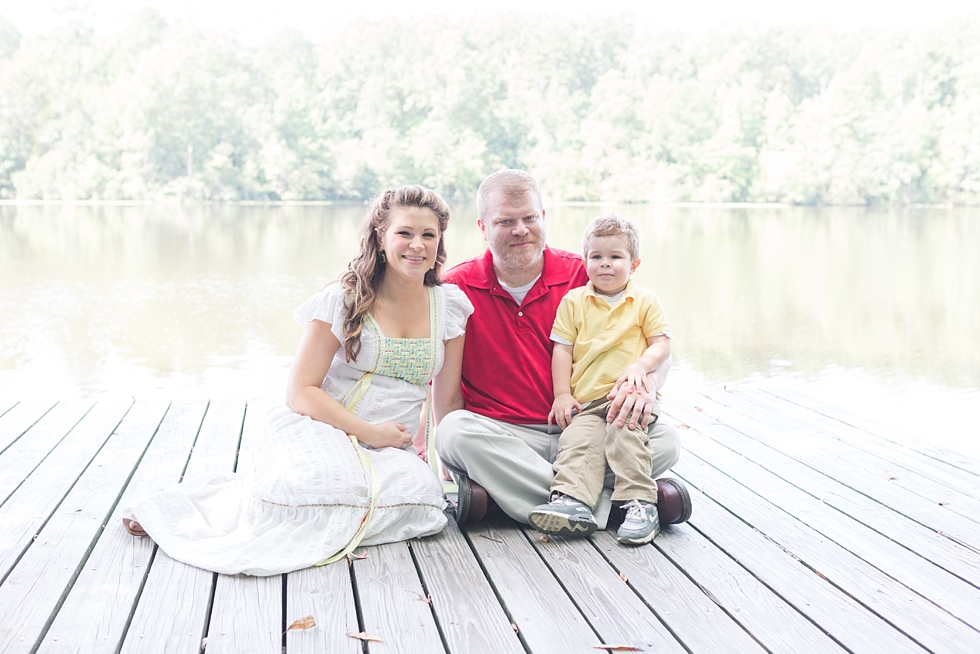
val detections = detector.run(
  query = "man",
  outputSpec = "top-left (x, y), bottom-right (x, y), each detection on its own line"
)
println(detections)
top-left (434, 170), bottom-right (691, 533)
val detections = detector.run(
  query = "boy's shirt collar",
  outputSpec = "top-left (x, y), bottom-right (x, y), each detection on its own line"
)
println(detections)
top-left (585, 278), bottom-right (637, 301)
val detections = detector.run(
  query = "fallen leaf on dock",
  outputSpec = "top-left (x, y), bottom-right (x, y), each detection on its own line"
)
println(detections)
top-left (594, 646), bottom-right (642, 651)
top-left (879, 470), bottom-right (897, 481)
top-left (407, 590), bottom-right (432, 605)
top-left (479, 534), bottom-right (503, 543)
top-left (695, 406), bottom-right (703, 412)
top-left (511, 623), bottom-right (519, 634)
top-left (348, 632), bottom-right (382, 642)
top-left (539, 534), bottom-right (549, 542)
top-left (619, 572), bottom-right (629, 583)
top-left (938, 501), bottom-right (949, 506)
top-left (677, 423), bottom-right (690, 429)
top-left (286, 616), bottom-right (316, 631)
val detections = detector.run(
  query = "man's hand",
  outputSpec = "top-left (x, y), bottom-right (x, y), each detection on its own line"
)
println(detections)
top-left (549, 393), bottom-right (582, 430)
top-left (606, 380), bottom-right (655, 431)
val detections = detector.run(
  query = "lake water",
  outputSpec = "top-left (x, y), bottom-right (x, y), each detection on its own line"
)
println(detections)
top-left (2, 203), bottom-right (979, 457)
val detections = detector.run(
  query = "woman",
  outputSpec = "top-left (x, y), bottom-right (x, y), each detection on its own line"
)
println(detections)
top-left (121, 185), bottom-right (473, 576)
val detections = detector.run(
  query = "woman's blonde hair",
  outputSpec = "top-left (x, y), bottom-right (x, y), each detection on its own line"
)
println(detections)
top-left (339, 185), bottom-right (451, 362)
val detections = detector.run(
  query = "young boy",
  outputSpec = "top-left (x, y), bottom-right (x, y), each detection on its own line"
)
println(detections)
top-left (528, 214), bottom-right (671, 545)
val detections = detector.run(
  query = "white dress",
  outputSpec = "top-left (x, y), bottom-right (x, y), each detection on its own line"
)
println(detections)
top-left (123, 283), bottom-right (474, 576)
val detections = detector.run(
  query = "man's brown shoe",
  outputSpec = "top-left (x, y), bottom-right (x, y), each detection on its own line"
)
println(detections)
top-left (453, 473), bottom-right (494, 525)
top-left (656, 477), bottom-right (693, 525)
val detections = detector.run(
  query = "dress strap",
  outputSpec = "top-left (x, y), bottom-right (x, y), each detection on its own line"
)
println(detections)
top-left (316, 372), bottom-right (380, 566)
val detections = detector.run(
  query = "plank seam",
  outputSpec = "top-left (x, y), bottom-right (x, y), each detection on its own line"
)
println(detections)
top-left (667, 460), bottom-right (938, 652)
top-left (0, 401), bottom-right (121, 587)
top-left (667, 398), bottom-right (980, 568)
top-left (0, 402), bottom-right (94, 509)
top-left (460, 525), bottom-right (533, 654)
top-left (407, 541), bottom-right (452, 653)
top-left (756, 388), bottom-right (980, 479)
top-left (0, 401), bottom-right (59, 457)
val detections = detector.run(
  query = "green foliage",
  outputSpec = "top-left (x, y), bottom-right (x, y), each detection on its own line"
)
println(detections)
top-left (0, 11), bottom-right (978, 203)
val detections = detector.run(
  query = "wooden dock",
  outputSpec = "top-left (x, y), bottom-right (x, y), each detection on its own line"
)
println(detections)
top-left (1, 387), bottom-right (978, 653)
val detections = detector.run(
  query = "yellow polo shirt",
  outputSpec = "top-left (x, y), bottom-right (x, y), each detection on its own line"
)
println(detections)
top-left (551, 280), bottom-right (670, 404)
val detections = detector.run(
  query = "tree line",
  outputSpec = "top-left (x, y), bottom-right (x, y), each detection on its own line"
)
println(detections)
top-left (1, 10), bottom-right (978, 204)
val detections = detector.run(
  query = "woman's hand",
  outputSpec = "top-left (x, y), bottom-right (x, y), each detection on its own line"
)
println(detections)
top-left (361, 421), bottom-right (412, 449)
top-left (549, 393), bottom-right (582, 430)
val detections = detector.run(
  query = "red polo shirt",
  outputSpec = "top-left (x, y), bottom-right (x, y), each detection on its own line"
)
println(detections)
top-left (445, 246), bottom-right (590, 424)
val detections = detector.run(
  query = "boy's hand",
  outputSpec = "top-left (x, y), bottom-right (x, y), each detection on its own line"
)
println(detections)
top-left (549, 393), bottom-right (582, 430)
top-left (616, 363), bottom-right (650, 393)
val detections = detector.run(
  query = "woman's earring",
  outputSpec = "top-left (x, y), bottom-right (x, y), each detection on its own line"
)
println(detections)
top-left (379, 251), bottom-right (386, 263)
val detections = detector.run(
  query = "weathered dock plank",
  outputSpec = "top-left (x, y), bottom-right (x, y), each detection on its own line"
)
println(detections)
top-left (276, 411), bottom-right (357, 654)
top-left (529, 531), bottom-right (686, 652)
top-left (678, 486), bottom-right (928, 653)
top-left (0, 399), bottom-right (160, 653)
top-left (730, 389), bottom-right (980, 525)
top-left (668, 395), bottom-right (980, 588)
top-left (0, 399), bottom-right (131, 581)
top-left (286, 562), bottom-right (360, 654)
top-left (0, 400), bottom-right (17, 418)
top-left (760, 386), bottom-right (980, 477)
top-left (675, 389), bottom-right (980, 549)
top-left (0, 399), bottom-right (57, 453)
top-left (37, 400), bottom-right (208, 654)
top-left (668, 405), bottom-right (980, 629)
top-left (593, 528), bottom-right (765, 652)
top-left (121, 400), bottom-right (246, 654)
top-left (412, 520), bottom-right (525, 654)
top-left (206, 400), bottom-right (282, 654)
top-left (669, 441), bottom-right (980, 652)
top-left (650, 519), bottom-right (847, 653)
top-left (0, 400), bottom-right (93, 503)
top-left (0, 389), bottom-right (976, 654)
top-left (356, 541), bottom-right (445, 653)
top-left (467, 519), bottom-right (617, 654)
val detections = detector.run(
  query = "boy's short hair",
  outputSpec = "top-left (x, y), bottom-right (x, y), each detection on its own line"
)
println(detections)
top-left (583, 214), bottom-right (640, 260)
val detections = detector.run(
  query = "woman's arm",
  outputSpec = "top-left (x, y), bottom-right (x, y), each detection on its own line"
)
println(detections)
top-left (432, 333), bottom-right (466, 424)
top-left (286, 320), bottom-right (412, 449)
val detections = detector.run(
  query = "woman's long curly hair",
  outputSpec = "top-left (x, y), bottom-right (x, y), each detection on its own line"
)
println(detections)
top-left (339, 185), bottom-right (451, 362)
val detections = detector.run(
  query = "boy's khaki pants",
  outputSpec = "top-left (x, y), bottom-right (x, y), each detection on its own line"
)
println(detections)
top-left (550, 399), bottom-right (659, 510)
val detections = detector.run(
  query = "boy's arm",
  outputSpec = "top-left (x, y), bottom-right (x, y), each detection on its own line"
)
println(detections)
top-left (618, 334), bottom-right (671, 392)
top-left (549, 343), bottom-right (581, 429)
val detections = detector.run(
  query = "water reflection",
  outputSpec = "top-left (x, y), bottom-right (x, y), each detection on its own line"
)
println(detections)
top-left (1, 202), bottom-right (978, 423)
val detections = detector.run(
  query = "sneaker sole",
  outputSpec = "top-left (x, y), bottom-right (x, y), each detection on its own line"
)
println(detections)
top-left (528, 510), bottom-right (598, 537)
top-left (616, 530), bottom-right (658, 546)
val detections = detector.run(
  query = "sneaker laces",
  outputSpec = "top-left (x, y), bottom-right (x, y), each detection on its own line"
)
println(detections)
top-left (623, 499), bottom-right (645, 521)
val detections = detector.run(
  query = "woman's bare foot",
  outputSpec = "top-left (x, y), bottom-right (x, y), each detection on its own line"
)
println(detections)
top-left (122, 518), bottom-right (147, 537)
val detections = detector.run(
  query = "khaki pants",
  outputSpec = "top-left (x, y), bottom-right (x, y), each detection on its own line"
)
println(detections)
top-left (436, 408), bottom-right (681, 529)
top-left (551, 400), bottom-right (658, 509)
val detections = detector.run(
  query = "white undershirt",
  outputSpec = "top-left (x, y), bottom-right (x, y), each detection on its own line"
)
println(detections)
top-left (499, 274), bottom-right (541, 305)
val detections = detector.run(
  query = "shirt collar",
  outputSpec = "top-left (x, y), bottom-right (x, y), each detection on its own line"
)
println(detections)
top-left (585, 278), bottom-right (637, 301)
top-left (470, 246), bottom-right (567, 290)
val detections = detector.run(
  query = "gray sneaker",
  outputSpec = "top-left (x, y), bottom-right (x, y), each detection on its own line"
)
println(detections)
top-left (616, 499), bottom-right (660, 545)
top-left (528, 492), bottom-right (598, 537)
